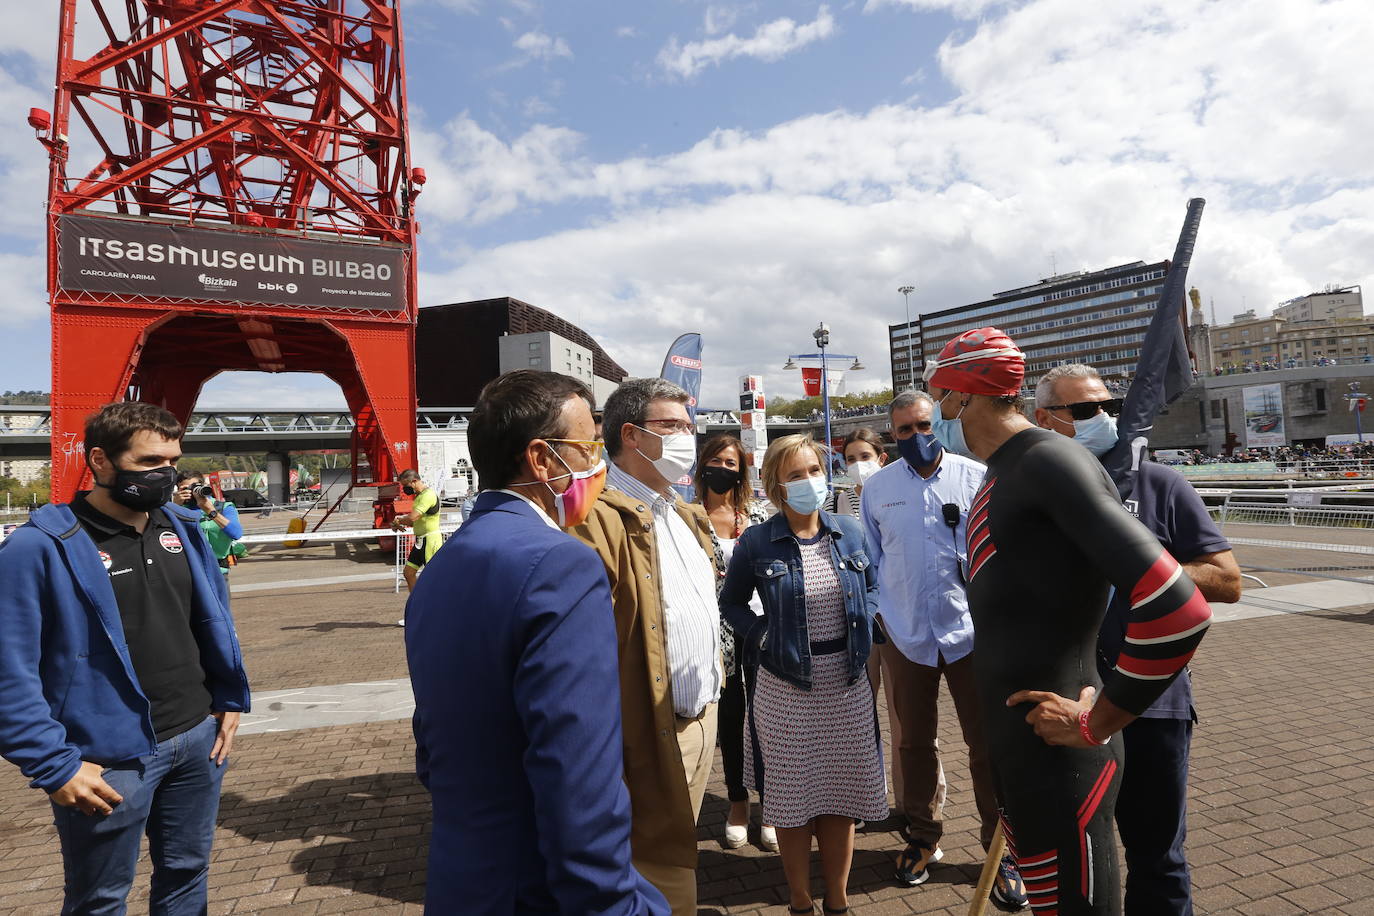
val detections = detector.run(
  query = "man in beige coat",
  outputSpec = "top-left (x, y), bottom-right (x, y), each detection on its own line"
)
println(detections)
top-left (572, 378), bottom-right (721, 916)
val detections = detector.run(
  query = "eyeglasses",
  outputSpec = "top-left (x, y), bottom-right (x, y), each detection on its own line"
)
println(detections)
top-left (1042, 398), bottom-right (1123, 421)
top-left (545, 439), bottom-right (606, 463)
top-left (639, 418), bottom-right (695, 434)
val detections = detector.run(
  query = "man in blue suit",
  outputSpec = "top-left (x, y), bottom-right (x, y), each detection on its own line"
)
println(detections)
top-left (406, 369), bottom-right (667, 915)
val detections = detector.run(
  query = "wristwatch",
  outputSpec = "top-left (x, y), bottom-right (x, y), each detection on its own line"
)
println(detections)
top-left (206, 509), bottom-right (219, 519)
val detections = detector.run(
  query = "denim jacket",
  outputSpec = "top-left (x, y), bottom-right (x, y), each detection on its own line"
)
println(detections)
top-left (719, 510), bottom-right (880, 690)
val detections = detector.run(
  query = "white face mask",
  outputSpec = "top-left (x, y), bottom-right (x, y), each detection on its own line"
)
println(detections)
top-left (847, 460), bottom-right (881, 486)
top-left (634, 425), bottom-right (697, 483)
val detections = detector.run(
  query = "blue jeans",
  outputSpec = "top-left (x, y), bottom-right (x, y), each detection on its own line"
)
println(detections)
top-left (51, 716), bottom-right (227, 915)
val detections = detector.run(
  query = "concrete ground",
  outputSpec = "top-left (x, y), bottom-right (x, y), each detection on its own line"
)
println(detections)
top-left (1, 528), bottom-right (1372, 914)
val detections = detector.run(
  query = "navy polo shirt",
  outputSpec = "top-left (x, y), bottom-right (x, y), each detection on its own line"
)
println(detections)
top-left (1098, 461), bottom-right (1231, 720)
top-left (71, 493), bottom-right (213, 742)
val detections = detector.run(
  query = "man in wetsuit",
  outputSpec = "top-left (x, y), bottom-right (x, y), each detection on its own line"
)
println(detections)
top-left (1035, 363), bottom-right (1240, 915)
top-left (922, 328), bottom-right (1213, 916)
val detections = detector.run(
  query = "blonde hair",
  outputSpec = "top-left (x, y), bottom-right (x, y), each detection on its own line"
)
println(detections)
top-left (761, 434), bottom-right (826, 510)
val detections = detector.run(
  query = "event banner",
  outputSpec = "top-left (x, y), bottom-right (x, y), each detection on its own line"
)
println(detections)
top-left (58, 213), bottom-right (407, 312)
top-left (1242, 382), bottom-right (1286, 448)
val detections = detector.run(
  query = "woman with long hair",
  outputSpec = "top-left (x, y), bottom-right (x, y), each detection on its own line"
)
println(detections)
top-left (721, 435), bottom-right (886, 915)
top-left (693, 433), bottom-right (776, 852)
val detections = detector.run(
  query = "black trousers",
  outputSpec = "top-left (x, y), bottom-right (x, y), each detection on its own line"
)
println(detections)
top-left (717, 665), bottom-right (756, 803)
top-left (1117, 717), bottom-right (1193, 916)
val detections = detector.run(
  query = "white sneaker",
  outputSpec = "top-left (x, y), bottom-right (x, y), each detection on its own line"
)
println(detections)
top-left (397, 618), bottom-right (406, 627)
top-left (760, 825), bottom-right (779, 852)
top-left (723, 822), bottom-right (748, 848)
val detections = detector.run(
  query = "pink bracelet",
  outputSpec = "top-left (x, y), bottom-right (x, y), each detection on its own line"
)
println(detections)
top-left (1079, 708), bottom-right (1109, 745)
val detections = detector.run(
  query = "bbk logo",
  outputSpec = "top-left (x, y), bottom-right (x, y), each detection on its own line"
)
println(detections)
top-left (257, 281), bottom-right (299, 294)
top-left (197, 273), bottom-right (239, 290)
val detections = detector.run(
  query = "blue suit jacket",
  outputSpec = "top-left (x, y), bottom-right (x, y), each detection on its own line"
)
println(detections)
top-left (405, 491), bottom-right (667, 916)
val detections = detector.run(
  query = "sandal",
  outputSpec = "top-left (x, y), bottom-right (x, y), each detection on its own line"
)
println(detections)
top-left (821, 905), bottom-right (849, 915)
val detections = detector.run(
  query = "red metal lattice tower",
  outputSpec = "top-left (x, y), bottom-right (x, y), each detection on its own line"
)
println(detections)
top-left (39, 0), bottom-right (421, 512)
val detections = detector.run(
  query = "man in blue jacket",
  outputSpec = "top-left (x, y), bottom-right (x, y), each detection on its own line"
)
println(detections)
top-left (405, 369), bottom-right (667, 915)
top-left (0, 401), bottom-right (251, 914)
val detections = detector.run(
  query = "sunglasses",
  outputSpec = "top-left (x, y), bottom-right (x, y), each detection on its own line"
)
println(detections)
top-left (1042, 398), bottom-right (1123, 421)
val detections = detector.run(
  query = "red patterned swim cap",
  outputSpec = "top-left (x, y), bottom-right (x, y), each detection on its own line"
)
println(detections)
top-left (923, 327), bottom-right (1025, 397)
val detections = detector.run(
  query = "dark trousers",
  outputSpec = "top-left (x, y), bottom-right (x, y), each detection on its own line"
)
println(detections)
top-left (1117, 717), bottom-right (1193, 916)
top-left (717, 665), bottom-right (755, 803)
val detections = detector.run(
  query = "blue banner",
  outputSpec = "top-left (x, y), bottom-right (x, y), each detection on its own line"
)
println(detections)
top-left (1101, 198), bottom-right (1205, 497)
top-left (659, 333), bottom-right (703, 500)
top-left (659, 333), bottom-right (703, 421)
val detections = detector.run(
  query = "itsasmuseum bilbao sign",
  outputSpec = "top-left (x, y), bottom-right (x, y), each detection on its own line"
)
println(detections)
top-left (57, 213), bottom-right (407, 312)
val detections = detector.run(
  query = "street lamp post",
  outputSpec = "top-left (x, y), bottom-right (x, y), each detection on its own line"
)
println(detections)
top-left (898, 285), bottom-right (914, 389)
top-left (784, 326), bottom-right (864, 487)
top-left (1347, 383), bottom-right (1368, 443)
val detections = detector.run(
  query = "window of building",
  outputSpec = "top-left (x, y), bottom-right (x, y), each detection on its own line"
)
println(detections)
top-left (528, 341), bottom-right (541, 351)
top-left (529, 357), bottom-right (541, 366)
top-left (1210, 399), bottom-right (1222, 419)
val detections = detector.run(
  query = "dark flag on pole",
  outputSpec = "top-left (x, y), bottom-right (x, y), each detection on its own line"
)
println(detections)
top-left (1100, 198), bottom-right (1206, 499)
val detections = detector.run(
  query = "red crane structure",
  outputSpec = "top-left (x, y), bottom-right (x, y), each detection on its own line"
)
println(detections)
top-left (36, 0), bottom-right (421, 524)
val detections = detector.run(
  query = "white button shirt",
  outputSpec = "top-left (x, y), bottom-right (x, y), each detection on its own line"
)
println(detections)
top-left (607, 462), bottom-right (722, 718)
top-left (859, 452), bottom-right (985, 666)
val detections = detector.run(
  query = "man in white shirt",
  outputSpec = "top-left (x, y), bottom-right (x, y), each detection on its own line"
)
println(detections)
top-left (570, 378), bottom-right (721, 916)
top-left (861, 390), bottom-right (1025, 908)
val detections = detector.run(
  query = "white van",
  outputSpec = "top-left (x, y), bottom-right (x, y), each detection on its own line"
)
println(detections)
top-left (1153, 449), bottom-right (1191, 465)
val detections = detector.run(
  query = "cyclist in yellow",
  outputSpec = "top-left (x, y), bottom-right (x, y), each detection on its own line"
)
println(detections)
top-left (392, 469), bottom-right (442, 594)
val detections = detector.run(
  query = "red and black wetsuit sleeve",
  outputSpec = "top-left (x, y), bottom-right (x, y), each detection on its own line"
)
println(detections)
top-left (1021, 439), bottom-right (1213, 716)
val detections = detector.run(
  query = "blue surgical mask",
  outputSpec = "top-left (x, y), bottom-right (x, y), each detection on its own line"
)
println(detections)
top-left (931, 393), bottom-right (972, 458)
top-left (1072, 411), bottom-right (1119, 457)
top-left (783, 475), bottom-right (828, 514)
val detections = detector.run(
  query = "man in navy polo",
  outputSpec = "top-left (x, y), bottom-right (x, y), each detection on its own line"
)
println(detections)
top-left (0, 401), bottom-right (250, 914)
top-left (1035, 364), bottom-right (1241, 915)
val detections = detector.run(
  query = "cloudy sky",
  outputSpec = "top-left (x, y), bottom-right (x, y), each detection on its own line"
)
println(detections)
top-left (0, 0), bottom-right (1369, 407)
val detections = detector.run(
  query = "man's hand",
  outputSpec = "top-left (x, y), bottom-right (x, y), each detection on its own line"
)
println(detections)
top-left (48, 761), bottom-right (123, 816)
top-left (1006, 685), bottom-right (1100, 747)
top-left (196, 492), bottom-right (217, 514)
top-left (210, 711), bottom-right (240, 765)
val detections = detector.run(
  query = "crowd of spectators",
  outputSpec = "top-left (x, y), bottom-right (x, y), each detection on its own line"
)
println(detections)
top-left (1213, 354), bottom-right (1372, 375)
top-left (1154, 442), bottom-right (1374, 465)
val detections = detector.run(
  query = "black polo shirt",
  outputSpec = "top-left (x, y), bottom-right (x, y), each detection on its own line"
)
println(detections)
top-left (71, 493), bottom-right (213, 742)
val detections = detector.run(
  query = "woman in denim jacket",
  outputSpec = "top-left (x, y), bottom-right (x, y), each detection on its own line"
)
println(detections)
top-left (720, 435), bottom-right (886, 916)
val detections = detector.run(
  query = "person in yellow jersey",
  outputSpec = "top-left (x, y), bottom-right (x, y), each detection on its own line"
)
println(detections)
top-left (392, 468), bottom-right (442, 613)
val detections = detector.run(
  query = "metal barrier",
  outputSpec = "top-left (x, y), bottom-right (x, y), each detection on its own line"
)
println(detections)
top-left (1212, 503), bottom-right (1374, 528)
top-left (236, 523), bottom-right (461, 593)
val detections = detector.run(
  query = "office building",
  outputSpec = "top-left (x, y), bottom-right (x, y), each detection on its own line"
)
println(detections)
top-left (1272, 285), bottom-right (1362, 323)
top-left (891, 261), bottom-right (1170, 393)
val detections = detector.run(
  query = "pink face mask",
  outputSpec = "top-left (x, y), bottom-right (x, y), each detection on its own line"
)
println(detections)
top-left (546, 457), bottom-right (607, 527)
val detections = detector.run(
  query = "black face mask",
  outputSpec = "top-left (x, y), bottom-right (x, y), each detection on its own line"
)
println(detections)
top-left (402, 485), bottom-right (416, 496)
top-left (700, 466), bottom-right (743, 495)
top-left (97, 464), bottom-right (178, 512)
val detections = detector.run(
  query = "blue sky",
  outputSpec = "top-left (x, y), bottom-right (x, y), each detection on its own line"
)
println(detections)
top-left (0, 0), bottom-right (1370, 407)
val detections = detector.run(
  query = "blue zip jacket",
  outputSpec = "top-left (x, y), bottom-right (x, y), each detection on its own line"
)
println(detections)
top-left (719, 510), bottom-right (880, 690)
top-left (0, 501), bottom-right (251, 793)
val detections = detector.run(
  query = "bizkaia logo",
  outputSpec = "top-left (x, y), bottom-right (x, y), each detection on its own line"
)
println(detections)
top-left (197, 273), bottom-right (239, 290)
top-left (669, 355), bottom-right (702, 370)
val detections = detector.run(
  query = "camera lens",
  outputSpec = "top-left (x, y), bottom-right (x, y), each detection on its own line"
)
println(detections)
top-left (191, 484), bottom-right (208, 500)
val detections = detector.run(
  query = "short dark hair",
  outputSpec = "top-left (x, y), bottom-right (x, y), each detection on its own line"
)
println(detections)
top-left (601, 378), bottom-right (691, 458)
top-left (398, 468), bottom-right (420, 482)
top-left (841, 427), bottom-right (886, 459)
top-left (85, 402), bottom-right (183, 463)
top-left (469, 370), bottom-right (594, 490)
top-left (176, 470), bottom-right (202, 485)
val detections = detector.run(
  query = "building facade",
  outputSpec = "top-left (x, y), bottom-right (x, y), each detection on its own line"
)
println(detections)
top-left (416, 297), bottom-right (628, 407)
top-left (1212, 310), bottom-right (1371, 371)
top-left (1272, 285), bottom-right (1362, 323)
top-left (890, 261), bottom-right (1170, 393)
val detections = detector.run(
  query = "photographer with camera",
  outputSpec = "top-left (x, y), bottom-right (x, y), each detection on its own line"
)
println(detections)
top-left (176, 471), bottom-right (244, 575)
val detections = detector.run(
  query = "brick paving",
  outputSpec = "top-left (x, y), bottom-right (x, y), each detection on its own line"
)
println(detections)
top-left (1, 566), bottom-right (1372, 913)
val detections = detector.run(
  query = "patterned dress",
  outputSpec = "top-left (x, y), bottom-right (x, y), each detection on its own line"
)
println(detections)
top-left (744, 535), bottom-right (888, 828)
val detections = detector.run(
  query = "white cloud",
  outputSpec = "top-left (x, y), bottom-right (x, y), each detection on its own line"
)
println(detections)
top-left (413, 0), bottom-right (1374, 404)
top-left (658, 6), bottom-right (837, 79)
top-left (865, 0), bottom-right (1014, 15)
top-left (615, 26), bottom-right (638, 39)
top-left (512, 30), bottom-right (572, 62)
top-left (705, 4), bottom-right (742, 36)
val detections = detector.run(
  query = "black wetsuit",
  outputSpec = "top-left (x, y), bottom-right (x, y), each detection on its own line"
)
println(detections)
top-left (966, 428), bottom-right (1212, 916)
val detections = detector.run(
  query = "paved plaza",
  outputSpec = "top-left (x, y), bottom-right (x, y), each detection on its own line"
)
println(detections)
top-left (1, 527), bottom-right (1372, 914)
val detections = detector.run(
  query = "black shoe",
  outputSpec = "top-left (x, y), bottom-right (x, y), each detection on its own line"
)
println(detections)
top-left (990, 854), bottom-right (1028, 911)
top-left (894, 841), bottom-right (943, 886)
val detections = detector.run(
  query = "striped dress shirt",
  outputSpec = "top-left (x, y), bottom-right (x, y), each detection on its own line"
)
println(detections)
top-left (607, 462), bottom-right (722, 718)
